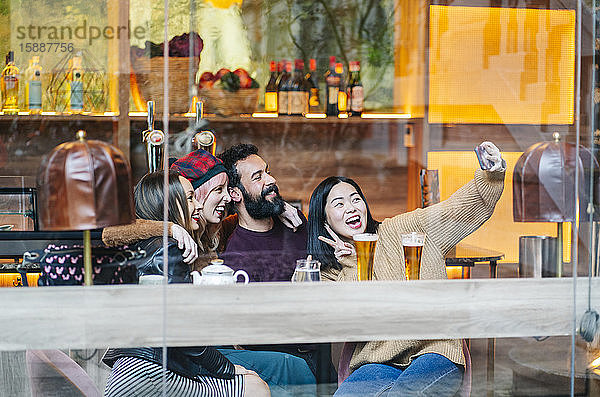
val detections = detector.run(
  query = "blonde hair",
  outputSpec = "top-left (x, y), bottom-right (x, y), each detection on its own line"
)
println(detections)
top-left (193, 172), bottom-right (228, 255)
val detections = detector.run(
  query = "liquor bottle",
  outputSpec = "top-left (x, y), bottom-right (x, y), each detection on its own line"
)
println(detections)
top-left (325, 56), bottom-right (339, 116)
top-left (288, 59), bottom-right (307, 116)
top-left (277, 60), bottom-right (291, 116)
top-left (69, 55), bottom-right (84, 113)
top-left (25, 56), bottom-right (42, 114)
top-left (348, 61), bottom-right (363, 116)
top-left (336, 63), bottom-right (347, 113)
top-left (264, 61), bottom-right (278, 112)
top-left (1, 51), bottom-right (19, 114)
top-left (305, 58), bottom-right (320, 112)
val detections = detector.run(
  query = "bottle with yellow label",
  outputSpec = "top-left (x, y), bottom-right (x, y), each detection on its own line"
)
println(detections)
top-left (1, 51), bottom-right (19, 114)
top-left (305, 58), bottom-right (320, 113)
top-left (264, 60), bottom-right (278, 112)
top-left (336, 63), bottom-right (347, 113)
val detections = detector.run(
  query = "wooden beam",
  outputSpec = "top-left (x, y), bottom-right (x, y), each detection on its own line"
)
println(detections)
top-left (0, 278), bottom-right (595, 351)
top-left (107, 0), bottom-right (130, 158)
top-left (407, 121), bottom-right (424, 211)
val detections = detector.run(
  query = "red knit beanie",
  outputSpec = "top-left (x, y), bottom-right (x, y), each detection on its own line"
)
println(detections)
top-left (170, 149), bottom-right (227, 190)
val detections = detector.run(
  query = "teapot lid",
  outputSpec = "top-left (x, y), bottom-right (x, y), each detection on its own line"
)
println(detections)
top-left (202, 259), bottom-right (233, 274)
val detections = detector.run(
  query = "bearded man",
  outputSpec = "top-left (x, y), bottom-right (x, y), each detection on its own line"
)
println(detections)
top-left (218, 143), bottom-right (307, 282)
top-left (217, 144), bottom-right (338, 396)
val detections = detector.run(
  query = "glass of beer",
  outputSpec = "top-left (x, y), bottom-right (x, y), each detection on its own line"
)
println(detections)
top-left (291, 259), bottom-right (321, 282)
top-left (353, 233), bottom-right (378, 281)
top-left (402, 232), bottom-right (425, 280)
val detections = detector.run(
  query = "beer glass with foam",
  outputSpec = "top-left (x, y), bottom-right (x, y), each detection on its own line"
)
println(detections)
top-left (402, 232), bottom-right (425, 280)
top-left (291, 259), bottom-right (321, 282)
top-left (353, 233), bottom-right (378, 281)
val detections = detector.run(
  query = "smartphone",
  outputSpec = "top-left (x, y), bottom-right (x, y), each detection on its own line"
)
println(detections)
top-left (474, 145), bottom-right (493, 170)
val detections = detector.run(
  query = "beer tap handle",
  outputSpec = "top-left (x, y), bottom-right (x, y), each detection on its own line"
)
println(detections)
top-left (193, 130), bottom-right (215, 153)
top-left (191, 100), bottom-right (216, 154)
top-left (147, 101), bottom-right (154, 131)
top-left (195, 101), bottom-right (203, 125)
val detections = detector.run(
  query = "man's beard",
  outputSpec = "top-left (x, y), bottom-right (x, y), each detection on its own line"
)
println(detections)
top-left (241, 184), bottom-right (285, 220)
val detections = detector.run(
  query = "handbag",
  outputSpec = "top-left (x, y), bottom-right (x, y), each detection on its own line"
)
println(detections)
top-left (19, 244), bottom-right (146, 286)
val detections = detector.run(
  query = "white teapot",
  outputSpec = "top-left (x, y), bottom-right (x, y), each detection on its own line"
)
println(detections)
top-left (191, 259), bottom-right (249, 285)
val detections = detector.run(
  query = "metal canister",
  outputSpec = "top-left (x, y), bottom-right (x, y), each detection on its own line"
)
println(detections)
top-left (518, 236), bottom-right (558, 278)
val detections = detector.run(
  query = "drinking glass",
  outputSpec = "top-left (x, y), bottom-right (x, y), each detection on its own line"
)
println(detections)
top-left (291, 259), bottom-right (321, 282)
top-left (402, 232), bottom-right (426, 280)
top-left (353, 233), bottom-right (378, 281)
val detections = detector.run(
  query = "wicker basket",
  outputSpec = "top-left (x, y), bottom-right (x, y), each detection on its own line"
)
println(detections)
top-left (198, 88), bottom-right (259, 116)
top-left (132, 56), bottom-right (199, 114)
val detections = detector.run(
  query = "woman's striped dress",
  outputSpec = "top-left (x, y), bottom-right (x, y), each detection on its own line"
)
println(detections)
top-left (104, 356), bottom-right (244, 397)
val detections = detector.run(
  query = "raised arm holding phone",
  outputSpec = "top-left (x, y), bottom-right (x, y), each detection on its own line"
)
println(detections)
top-left (307, 142), bottom-right (506, 396)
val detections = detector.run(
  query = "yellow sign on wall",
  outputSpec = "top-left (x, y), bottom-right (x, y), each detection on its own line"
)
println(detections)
top-left (427, 151), bottom-right (570, 264)
top-left (429, 6), bottom-right (575, 125)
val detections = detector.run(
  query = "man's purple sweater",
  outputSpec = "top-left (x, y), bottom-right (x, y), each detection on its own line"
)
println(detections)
top-left (221, 212), bottom-right (308, 282)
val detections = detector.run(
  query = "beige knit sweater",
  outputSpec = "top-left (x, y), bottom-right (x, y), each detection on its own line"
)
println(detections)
top-left (322, 168), bottom-right (505, 372)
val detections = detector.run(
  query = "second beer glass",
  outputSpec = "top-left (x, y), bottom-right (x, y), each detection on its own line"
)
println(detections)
top-left (402, 232), bottom-right (425, 280)
top-left (291, 259), bottom-right (321, 282)
top-left (353, 233), bottom-right (378, 281)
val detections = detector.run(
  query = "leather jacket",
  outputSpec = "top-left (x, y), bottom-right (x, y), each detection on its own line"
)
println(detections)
top-left (102, 236), bottom-right (235, 379)
top-left (132, 236), bottom-right (192, 283)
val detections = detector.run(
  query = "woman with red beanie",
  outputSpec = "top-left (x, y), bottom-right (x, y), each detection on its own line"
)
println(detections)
top-left (103, 149), bottom-right (233, 271)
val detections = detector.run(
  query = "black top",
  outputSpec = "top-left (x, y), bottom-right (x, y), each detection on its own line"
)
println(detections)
top-left (102, 236), bottom-right (235, 379)
top-left (131, 236), bottom-right (192, 283)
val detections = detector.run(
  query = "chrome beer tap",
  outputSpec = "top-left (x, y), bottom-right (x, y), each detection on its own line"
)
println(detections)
top-left (141, 101), bottom-right (165, 173)
top-left (192, 101), bottom-right (216, 155)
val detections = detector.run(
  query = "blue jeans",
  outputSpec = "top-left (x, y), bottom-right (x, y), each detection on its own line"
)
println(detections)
top-left (334, 353), bottom-right (464, 397)
top-left (218, 348), bottom-right (316, 397)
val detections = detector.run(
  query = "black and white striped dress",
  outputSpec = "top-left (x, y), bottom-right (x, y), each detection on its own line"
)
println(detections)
top-left (104, 356), bottom-right (245, 397)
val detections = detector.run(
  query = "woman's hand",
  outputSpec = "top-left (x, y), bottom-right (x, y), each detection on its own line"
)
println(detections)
top-left (479, 141), bottom-right (506, 172)
top-left (277, 201), bottom-right (303, 232)
top-left (318, 224), bottom-right (356, 260)
top-left (234, 364), bottom-right (259, 376)
top-left (171, 224), bottom-right (198, 264)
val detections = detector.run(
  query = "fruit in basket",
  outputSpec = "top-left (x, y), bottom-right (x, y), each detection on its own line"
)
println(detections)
top-left (233, 68), bottom-right (252, 88)
top-left (219, 72), bottom-right (240, 92)
top-left (214, 68), bottom-right (231, 81)
top-left (199, 72), bottom-right (216, 89)
top-left (199, 68), bottom-right (259, 92)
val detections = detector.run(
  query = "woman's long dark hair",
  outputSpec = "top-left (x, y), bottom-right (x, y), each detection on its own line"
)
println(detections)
top-left (307, 176), bottom-right (380, 272)
top-left (134, 170), bottom-right (193, 235)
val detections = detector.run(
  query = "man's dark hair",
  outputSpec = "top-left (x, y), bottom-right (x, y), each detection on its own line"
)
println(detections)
top-left (217, 143), bottom-right (259, 189)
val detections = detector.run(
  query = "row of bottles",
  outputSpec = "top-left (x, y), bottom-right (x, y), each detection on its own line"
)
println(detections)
top-left (264, 56), bottom-right (363, 116)
top-left (324, 57), bottom-right (363, 117)
top-left (0, 51), bottom-right (84, 114)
